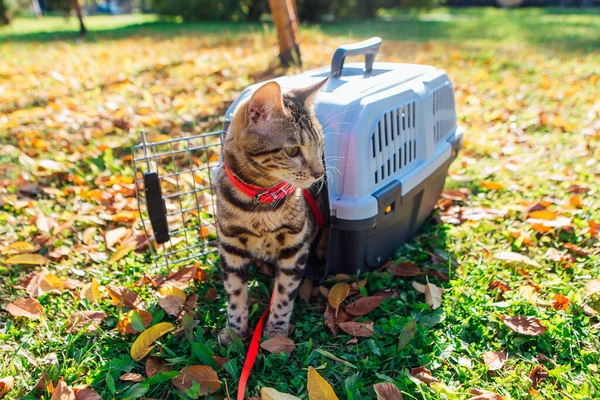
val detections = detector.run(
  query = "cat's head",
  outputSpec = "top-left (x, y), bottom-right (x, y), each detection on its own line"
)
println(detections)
top-left (226, 78), bottom-right (328, 189)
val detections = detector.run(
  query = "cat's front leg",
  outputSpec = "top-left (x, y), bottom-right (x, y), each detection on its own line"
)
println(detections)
top-left (264, 244), bottom-right (310, 338)
top-left (218, 245), bottom-right (250, 345)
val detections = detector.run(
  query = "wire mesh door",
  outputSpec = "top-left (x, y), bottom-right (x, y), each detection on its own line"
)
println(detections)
top-left (132, 130), bottom-right (223, 272)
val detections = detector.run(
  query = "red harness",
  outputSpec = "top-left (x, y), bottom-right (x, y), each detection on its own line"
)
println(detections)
top-left (224, 164), bottom-right (325, 228)
top-left (224, 164), bottom-right (325, 399)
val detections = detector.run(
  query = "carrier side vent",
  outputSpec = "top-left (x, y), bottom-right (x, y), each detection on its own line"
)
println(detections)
top-left (432, 84), bottom-right (456, 145)
top-left (370, 101), bottom-right (418, 185)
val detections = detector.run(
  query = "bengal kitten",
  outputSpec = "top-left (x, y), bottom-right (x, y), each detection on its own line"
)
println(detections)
top-left (216, 78), bottom-right (328, 343)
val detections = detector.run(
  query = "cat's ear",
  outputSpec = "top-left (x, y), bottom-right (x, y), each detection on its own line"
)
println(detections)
top-left (247, 81), bottom-right (284, 124)
top-left (292, 77), bottom-right (329, 109)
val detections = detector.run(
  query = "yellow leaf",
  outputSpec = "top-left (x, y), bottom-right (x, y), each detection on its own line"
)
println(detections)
top-left (158, 284), bottom-right (186, 303)
top-left (328, 283), bottom-right (350, 317)
top-left (2, 241), bottom-right (38, 255)
top-left (4, 253), bottom-right (48, 266)
top-left (307, 367), bottom-right (338, 400)
top-left (109, 245), bottom-right (135, 263)
top-left (81, 278), bottom-right (100, 303)
top-left (529, 210), bottom-right (557, 220)
top-left (130, 322), bottom-right (175, 361)
top-left (40, 274), bottom-right (64, 293)
top-left (261, 387), bottom-right (301, 400)
top-left (83, 227), bottom-right (97, 245)
top-left (480, 181), bottom-right (504, 190)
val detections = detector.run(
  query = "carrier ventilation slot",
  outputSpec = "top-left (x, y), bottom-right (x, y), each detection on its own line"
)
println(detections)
top-left (370, 101), bottom-right (418, 185)
top-left (432, 84), bottom-right (456, 145)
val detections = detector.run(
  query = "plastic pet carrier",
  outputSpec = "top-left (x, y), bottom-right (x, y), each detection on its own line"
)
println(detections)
top-left (133, 37), bottom-right (463, 279)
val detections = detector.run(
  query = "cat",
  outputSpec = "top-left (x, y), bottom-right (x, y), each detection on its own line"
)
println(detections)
top-left (215, 78), bottom-right (328, 344)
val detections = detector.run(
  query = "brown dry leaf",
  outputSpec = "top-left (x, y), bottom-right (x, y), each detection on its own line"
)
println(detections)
top-left (35, 372), bottom-right (54, 392)
top-left (586, 280), bottom-right (600, 296)
top-left (373, 382), bottom-right (403, 400)
top-left (0, 377), bottom-right (15, 397)
top-left (106, 285), bottom-right (145, 310)
top-left (412, 279), bottom-right (443, 310)
top-left (482, 351), bottom-right (507, 371)
top-left (165, 265), bottom-right (198, 290)
top-left (260, 337), bottom-right (296, 354)
top-left (529, 210), bottom-right (557, 220)
top-left (158, 284), bottom-right (187, 303)
top-left (529, 366), bottom-right (549, 389)
top-left (544, 248), bottom-right (567, 262)
top-left (299, 279), bottom-right (314, 304)
top-left (26, 272), bottom-right (46, 297)
top-left (338, 321), bottom-right (374, 337)
top-left (80, 278), bottom-right (100, 303)
top-left (204, 288), bottom-right (217, 301)
top-left (35, 213), bottom-right (58, 234)
top-left (213, 356), bottom-right (230, 369)
top-left (51, 379), bottom-right (75, 400)
top-left (66, 311), bottom-right (106, 333)
top-left (74, 388), bottom-right (102, 400)
top-left (4, 253), bottom-right (48, 266)
top-left (373, 289), bottom-right (400, 299)
top-left (171, 365), bottom-right (221, 396)
top-left (130, 322), bottom-right (175, 361)
top-left (480, 181), bottom-right (504, 190)
top-left (6, 297), bottom-right (44, 319)
top-left (501, 316), bottom-right (547, 336)
top-left (307, 366), bottom-right (338, 400)
top-left (551, 294), bottom-right (570, 311)
top-left (469, 388), bottom-right (504, 400)
top-left (388, 261), bottom-right (421, 277)
top-left (345, 296), bottom-right (385, 316)
top-left (108, 244), bottom-right (134, 263)
top-left (119, 373), bottom-right (144, 383)
top-left (83, 227), bottom-right (97, 245)
top-left (493, 251), bottom-right (541, 268)
top-left (410, 367), bottom-right (440, 385)
top-left (158, 296), bottom-right (183, 317)
top-left (328, 283), bottom-right (350, 317)
top-left (2, 241), bottom-right (38, 255)
top-left (489, 280), bottom-right (510, 293)
top-left (441, 189), bottom-right (468, 201)
top-left (105, 227), bottom-right (128, 248)
top-left (323, 305), bottom-right (338, 336)
top-left (39, 273), bottom-right (65, 294)
top-left (564, 243), bottom-right (590, 257)
top-left (118, 310), bottom-right (153, 335)
top-left (145, 356), bottom-right (172, 378)
top-left (261, 387), bottom-right (302, 400)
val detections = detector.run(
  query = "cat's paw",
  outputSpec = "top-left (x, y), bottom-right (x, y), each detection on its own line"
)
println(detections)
top-left (263, 325), bottom-right (288, 339)
top-left (218, 328), bottom-right (243, 346)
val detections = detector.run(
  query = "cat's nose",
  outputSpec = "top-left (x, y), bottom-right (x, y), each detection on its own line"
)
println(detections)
top-left (312, 170), bottom-right (324, 179)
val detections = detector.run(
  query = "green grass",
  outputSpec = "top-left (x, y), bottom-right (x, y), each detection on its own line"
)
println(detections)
top-left (1, 8), bottom-right (599, 400)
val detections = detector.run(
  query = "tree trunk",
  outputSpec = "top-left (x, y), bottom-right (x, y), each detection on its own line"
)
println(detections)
top-left (71, 0), bottom-right (87, 37)
top-left (268, 0), bottom-right (301, 67)
top-left (31, 0), bottom-right (42, 17)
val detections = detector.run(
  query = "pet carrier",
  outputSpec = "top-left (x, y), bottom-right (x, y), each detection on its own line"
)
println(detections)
top-left (133, 37), bottom-right (463, 279)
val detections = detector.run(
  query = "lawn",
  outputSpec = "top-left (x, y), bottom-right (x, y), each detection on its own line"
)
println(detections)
top-left (1, 7), bottom-right (599, 400)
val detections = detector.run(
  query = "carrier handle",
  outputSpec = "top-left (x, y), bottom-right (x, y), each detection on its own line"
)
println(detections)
top-left (143, 172), bottom-right (170, 245)
top-left (331, 37), bottom-right (382, 78)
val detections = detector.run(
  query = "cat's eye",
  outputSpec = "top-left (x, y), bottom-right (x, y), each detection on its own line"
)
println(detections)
top-left (285, 146), bottom-right (300, 157)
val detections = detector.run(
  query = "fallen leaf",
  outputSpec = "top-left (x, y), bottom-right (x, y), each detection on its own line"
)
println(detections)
top-left (489, 280), bottom-right (510, 293)
top-left (328, 283), bottom-right (350, 317)
top-left (529, 366), bottom-right (549, 389)
top-left (338, 321), bottom-right (374, 337)
top-left (145, 356), bottom-right (172, 378)
top-left (66, 311), bottom-right (106, 333)
top-left (345, 296), bottom-right (385, 316)
top-left (205, 288), bottom-right (217, 301)
top-left (2, 241), bottom-right (38, 255)
top-left (108, 244), bottom-right (134, 263)
top-left (373, 382), bottom-right (403, 400)
top-left (564, 243), bottom-right (589, 257)
top-left (412, 279), bottom-right (443, 309)
top-left (388, 261), bottom-right (421, 277)
top-left (323, 305), bottom-right (338, 336)
top-left (260, 337), bottom-right (295, 355)
top-left (307, 366), bottom-right (338, 400)
top-left (119, 373), bottom-right (144, 383)
top-left (397, 319), bottom-right (417, 350)
top-left (586, 280), bottom-right (600, 296)
top-left (0, 377), bottom-right (15, 397)
top-left (106, 285), bottom-right (145, 310)
top-left (80, 278), bottom-right (100, 303)
top-left (105, 227), bottom-right (128, 248)
top-left (51, 379), bottom-right (75, 400)
top-left (213, 356), bottom-right (230, 369)
top-left (39, 273), bottom-right (65, 294)
top-left (469, 388), bottom-right (503, 400)
top-left (118, 310), bottom-right (153, 334)
top-left (261, 387), bottom-right (301, 400)
top-left (480, 181), bottom-right (504, 190)
top-left (544, 248), bottom-right (567, 262)
top-left (83, 227), bottom-right (97, 245)
top-left (6, 297), bottom-right (44, 319)
top-left (482, 351), bottom-right (507, 371)
top-left (74, 388), bottom-right (102, 400)
top-left (551, 294), bottom-right (570, 311)
top-left (158, 284), bottom-right (187, 303)
top-left (529, 210), bottom-right (557, 220)
top-left (4, 253), bottom-right (48, 266)
top-left (158, 296), bottom-right (183, 316)
top-left (410, 366), bottom-right (440, 385)
top-left (35, 372), bottom-right (54, 392)
top-left (130, 322), bottom-right (175, 361)
top-left (493, 251), bottom-right (541, 268)
top-left (501, 316), bottom-right (547, 336)
top-left (171, 365), bottom-right (221, 395)
top-left (165, 265), bottom-right (198, 289)
top-left (35, 213), bottom-right (58, 234)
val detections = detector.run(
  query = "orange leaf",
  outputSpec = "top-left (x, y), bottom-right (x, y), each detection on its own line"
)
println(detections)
top-left (529, 210), bottom-right (557, 220)
top-left (480, 181), bottom-right (504, 190)
top-left (551, 294), bottom-right (570, 311)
